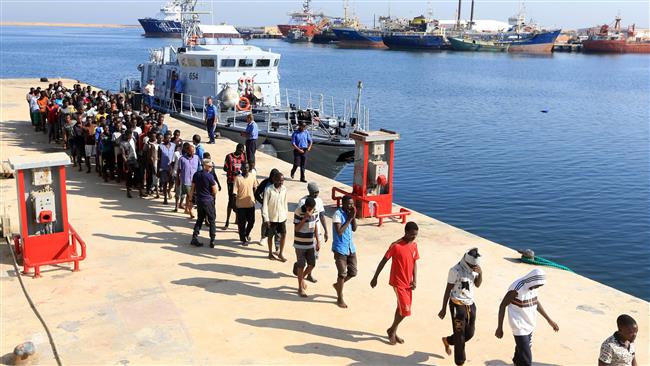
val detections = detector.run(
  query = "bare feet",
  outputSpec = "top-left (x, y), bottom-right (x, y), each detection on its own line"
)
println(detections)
top-left (298, 290), bottom-right (308, 298)
top-left (442, 337), bottom-right (452, 355)
top-left (268, 253), bottom-right (277, 261)
top-left (387, 328), bottom-right (397, 345)
top-left (278, 255), bottom-right (287, 263)
top-left (387, 328), bottom-right (404, 344)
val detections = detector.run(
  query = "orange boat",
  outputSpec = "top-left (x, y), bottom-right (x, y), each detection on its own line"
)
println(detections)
top-left (277, 0), bottom-right (323, 38)
top-left (583, 16), bottom-right (650, 54)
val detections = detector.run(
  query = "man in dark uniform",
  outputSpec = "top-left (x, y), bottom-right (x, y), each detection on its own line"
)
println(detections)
top-left (188, 158), bottom-right (218, 247)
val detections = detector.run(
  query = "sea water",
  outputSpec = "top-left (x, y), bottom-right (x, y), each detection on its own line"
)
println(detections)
top-left (1, 26), bottom-right (648, 300)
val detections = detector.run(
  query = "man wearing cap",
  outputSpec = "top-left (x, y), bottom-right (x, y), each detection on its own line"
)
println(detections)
top-left (438, 248), bottom-right (483, 365)
top-left (296, 182), bottom-right (328, 282)
top-left (290, 121), bottom-right (312, 183)
top-left (241, 114), bottom-right (258, 169)
top-left (188, 158), bottom-right (218, 247)
top-left (205, 97), bottom-right (218, 144)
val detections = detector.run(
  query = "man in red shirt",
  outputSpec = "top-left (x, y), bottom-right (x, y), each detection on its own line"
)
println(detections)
top-left (370, 221), bottom-right (420, 345)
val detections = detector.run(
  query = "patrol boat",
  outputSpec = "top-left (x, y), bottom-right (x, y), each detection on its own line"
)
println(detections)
top-left (124, 1), bottom-right (369, 178)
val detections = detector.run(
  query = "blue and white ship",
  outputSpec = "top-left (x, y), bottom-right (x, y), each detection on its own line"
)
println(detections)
top-left (138, 0), bottom-right (183, 37)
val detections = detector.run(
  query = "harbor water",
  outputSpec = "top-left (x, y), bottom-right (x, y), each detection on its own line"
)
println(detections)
top-left (1, 26), bottom-right (648, 300)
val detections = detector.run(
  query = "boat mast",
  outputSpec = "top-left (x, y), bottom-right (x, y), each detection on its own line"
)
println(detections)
top-left (455, 0), bottom-right (462, 30)
top-left (469, 0), bottom-right (475, 30)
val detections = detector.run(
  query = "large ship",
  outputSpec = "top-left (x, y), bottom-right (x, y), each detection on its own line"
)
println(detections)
top-left (382, 16), bottom-right (446, 51)
top-left (277, 0), bottom-right (324, 39)
top-left (332, 27), bottom-right (385, 48)
top-left (138, 0), bottom-right (183, 37)
top-left (499, 10), bottom-right (561, 53)
top-left (582, 16), bottom-right (650, 54)
top-left (125, 1), bottom-right (370, 177)
top-left (448, 36), bottom-right (509, 52)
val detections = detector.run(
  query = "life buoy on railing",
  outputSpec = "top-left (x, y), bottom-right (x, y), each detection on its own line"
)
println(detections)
top-left (238, 78), bottom-right (246, 88)
top-left (236, 96), bottom-right (251, 111)
top-left (245, 77), bottom-right (253, 87)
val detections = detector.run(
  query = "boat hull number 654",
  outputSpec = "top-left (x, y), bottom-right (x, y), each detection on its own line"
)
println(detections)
top-left (188, 72), bottom-right (199, 80)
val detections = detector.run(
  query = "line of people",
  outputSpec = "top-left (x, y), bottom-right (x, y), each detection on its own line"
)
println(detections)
top-left (25, 83), bottom-right (639, 366)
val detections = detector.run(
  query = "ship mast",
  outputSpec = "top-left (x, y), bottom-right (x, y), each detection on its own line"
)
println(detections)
top-left (455, 0), bottom-right (462, 29)
top-left (469, 0), bottom-right (475, 30)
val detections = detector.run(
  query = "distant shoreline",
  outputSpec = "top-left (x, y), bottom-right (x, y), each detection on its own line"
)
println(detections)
top-left (0, 21), bottom-right (139, 29)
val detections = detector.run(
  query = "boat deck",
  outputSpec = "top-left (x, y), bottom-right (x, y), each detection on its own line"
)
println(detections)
top-left (1, 78), bottom-right (648, 364)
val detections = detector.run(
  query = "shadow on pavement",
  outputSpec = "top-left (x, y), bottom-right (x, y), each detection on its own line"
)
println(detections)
top-left (285, 342), bottom-right (442, 365)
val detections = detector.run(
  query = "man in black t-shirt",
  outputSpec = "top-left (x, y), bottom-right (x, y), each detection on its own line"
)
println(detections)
top-left (188, 159), bottom-right (218, 247)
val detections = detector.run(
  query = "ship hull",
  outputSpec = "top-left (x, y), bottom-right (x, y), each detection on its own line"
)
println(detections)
top-left (332, 28), bottom-right (386, 48)
top-left (506, 29), bottom-right (561, 53)
top-left (277, 24), bottom-right (318, 37)
top-left (448, 37), bottom-right (509, 52)
top-left (583, 39), bottom-right (650, 53)
top-left (382, 33), bottom-right (445, 50)
top-left (138, 18), bottom-right (182, 38)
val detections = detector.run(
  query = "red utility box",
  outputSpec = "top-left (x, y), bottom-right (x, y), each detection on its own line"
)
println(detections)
top-left (9, 153), bottom-right (86, 278)
top-left (332, 129), bottom-right (411, 226)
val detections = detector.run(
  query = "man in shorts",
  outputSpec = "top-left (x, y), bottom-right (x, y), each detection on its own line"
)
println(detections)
top-left (262, 172), bottom-right (288, 261)
top-left (176, 144), bottom-right (199, 217)
top-left (332, 195), bottom-right (357, 308)
top-left (370, 221), bottom-right (420, 345)
top-left (293, 197), bottom-right (321, 298)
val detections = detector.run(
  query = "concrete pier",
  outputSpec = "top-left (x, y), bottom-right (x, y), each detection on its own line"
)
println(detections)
top-left (1, 78), bottom-right (648, 365)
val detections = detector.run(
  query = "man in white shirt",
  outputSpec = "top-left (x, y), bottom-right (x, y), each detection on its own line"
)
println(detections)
top-left (262, 172), bottom-right (288, 261)
top-left (438, 248), bottom-right (483, 365)
top-left (144, 79), bottom-right (155, 107)
top-left (495, 269), bottom-right (559, 366)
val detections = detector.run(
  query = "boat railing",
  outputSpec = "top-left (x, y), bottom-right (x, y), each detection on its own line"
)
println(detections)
top-left (279, 88), bottom-right (370, 132)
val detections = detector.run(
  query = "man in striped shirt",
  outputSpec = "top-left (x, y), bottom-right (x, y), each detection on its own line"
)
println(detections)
top-left (222, 144), bottom-right (247, 229)
top-left (495, 269), bottom-right (559, 366)
top-left (293, 197), bottom-right (321, 298)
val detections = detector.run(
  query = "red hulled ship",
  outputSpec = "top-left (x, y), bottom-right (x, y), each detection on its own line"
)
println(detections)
top-left (583, 16), bottom-right (650, 54)
top-left (277, 0), bottom-right (324, 38)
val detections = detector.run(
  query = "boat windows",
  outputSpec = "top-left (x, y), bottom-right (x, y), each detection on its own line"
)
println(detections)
top-left (238, 59), bottom-right (254, 67)
top-left (273, 59), bottom-right (280, 67)
top-left (256, 59), bottom-right (271, 67)
top-left (200, 59), bottom-right (215, 67)
top-left (220, 59), bottom-right (236, 67)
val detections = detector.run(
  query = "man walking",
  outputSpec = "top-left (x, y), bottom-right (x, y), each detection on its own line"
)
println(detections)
top-left (172, 72), bottom-right (184, 111)
top-left (370, 222), bottom-right (420, 345)
top-left (262, 172), bottom-right (287, 261)
top-left (188, 158), bottom-right (218, 247)
top-left (234, 162), bottom-right (257, 245)
top-left (205, 97), bottom-right (218, 144)
top-left (599, 314), bottom-right (638, 366)
top-left (331, 195), bottom-right (357, 309)
top-left (296, 182), bottom-right (328, 283)
top-left (223, 144), bottom-right (247, 229)
top-left (176, 144), bottom-right (199, 217)
top-left (290, 121), bottom-right (312, 183)
top-left (293, 197), bottom-right (321, 298)
top-left (495, 268), bottom-right (559, 366)
top-left (438, 248), bottom-right (483, 365)
top-left (120, 129), bottom-right (142, 198)
top-left (242, 114), bottom-right (258, 168)
top-left (144, 79), bottom-right (155, 107)
top-left (158, 132), bottom-right (176, 204)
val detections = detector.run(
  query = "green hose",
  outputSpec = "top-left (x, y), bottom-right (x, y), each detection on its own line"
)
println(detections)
top-left (521, 256), bottom-right (573, 272)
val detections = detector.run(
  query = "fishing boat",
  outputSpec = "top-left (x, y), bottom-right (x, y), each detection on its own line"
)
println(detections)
top-left (582, 16), bottom-right (650, 54)
top-left (285, 28), bottom-right (312, 43)
top-left (124, 0), bottom-right (371, 178)
top-left (138, 0), bottom-right (183, 37)
top-left (448, 36), bottom-right (509, 51)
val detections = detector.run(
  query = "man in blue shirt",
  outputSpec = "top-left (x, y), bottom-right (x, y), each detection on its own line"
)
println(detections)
top-left (205, 97), bottom-right (218, 144)
top-left (188, 158), bottom-right (218, 247)
top-left (332, 195), bottom-right (357, 308)
top-left (242, 114), bottom-right (259, 169)
top-left (290, 121), bottom-right (313, 183)
top-left (172, 72), bottom-right (184, 111)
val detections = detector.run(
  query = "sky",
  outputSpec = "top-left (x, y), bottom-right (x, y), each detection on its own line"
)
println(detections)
top-left (1, 0), bottom-right (648, 29)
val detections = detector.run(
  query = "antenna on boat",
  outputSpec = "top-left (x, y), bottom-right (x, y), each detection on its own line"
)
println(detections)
top-left (354, 81), bottom-right (363, 130)
top-left (180, 0), bottom-right (211, 47)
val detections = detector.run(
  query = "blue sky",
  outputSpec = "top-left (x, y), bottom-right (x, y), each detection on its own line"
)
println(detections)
top-left (1, 0), bottom-right (648, 29)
